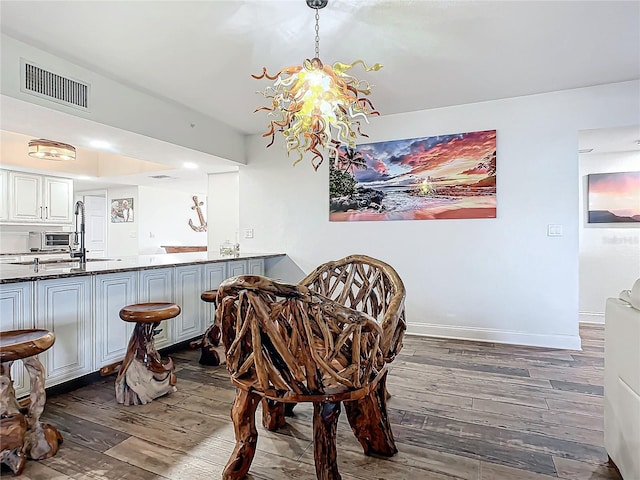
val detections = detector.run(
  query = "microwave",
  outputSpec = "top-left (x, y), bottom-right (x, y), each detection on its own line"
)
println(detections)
top-left (29, 231), bottom-right (74, 251)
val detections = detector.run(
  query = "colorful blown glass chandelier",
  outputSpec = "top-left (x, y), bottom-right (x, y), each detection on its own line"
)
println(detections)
top-left (253, 0), bottom-right (382, 170)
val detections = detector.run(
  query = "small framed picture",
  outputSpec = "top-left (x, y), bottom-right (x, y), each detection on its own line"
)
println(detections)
top-left (111, 198), bottom-right (134, 223)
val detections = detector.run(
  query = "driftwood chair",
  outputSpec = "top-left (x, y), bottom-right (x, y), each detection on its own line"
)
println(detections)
top-left (216, 259), bottom-right (406, 480)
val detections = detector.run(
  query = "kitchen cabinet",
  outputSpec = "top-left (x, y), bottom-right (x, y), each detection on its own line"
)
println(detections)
top-left (248, 259), bottom-right (265, 275)
top-left (0, 283), bottom-right (32, 398)
top-left (173, 264), bottom-right (204, 342)
top-left (0, 169), bottom-right (8, 221)
top-left (138, 268), bottom-right (174, 349)
top-left (5, 170), bottom-right (73, 224)
top-left (94, 272), bottom-right (137, 369)
top-left (36, 277), bottom-right (92, 386)
top-left (203, 262), bottom-right (226, 327)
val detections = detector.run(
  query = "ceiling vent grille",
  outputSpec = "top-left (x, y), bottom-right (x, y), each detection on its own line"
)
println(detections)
top-left (21, 59), bottom-right (89, 110)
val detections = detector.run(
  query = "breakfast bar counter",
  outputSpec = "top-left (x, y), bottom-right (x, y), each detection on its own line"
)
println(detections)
top-left (0, 252), bottom-right (284, 284)
top-left (0, 252), bottom-right (285, 397)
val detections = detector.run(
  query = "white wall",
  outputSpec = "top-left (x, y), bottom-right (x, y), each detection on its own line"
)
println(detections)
top-left (207, 172), bottom-right (239, 254)
top-left (579, 150), bottom-right (640, 322)
top-left (239, 80), bottom-right (640, 350)
top-left (138, 186), bottom-right (208, 254)
top-left (106, 186), bottom-right (138, 258)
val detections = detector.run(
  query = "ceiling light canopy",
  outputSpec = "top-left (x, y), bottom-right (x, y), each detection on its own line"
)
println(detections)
top-left (28, 138), bottom-right (76, 161)
top-left (253, 0), bottom-right (382, 170)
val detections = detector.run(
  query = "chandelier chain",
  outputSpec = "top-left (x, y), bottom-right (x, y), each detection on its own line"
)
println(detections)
top-left (315, 9), bottom-right (320, 58)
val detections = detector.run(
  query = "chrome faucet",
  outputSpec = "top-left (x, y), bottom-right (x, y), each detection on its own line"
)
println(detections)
top-left (70, 200), bottom-right (86, 265)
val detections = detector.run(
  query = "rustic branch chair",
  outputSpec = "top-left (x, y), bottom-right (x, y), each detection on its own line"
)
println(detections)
top-left (216, 273), bottom-right (401, 480)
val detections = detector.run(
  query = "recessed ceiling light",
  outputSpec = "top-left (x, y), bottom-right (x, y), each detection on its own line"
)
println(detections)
top-left (183, 162), bottom-right (198, 169)
top-left (77, 175), bottom-right (92, 180)
top-left (90, 140), bottom-right (110, 149)
top-left (578, 148), bottom-right (593, 154)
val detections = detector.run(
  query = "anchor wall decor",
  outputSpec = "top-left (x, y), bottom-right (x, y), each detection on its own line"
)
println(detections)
top-left (188, 195), bottom-right (207, 232)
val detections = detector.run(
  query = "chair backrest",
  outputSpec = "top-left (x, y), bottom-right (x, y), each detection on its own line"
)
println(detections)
top-left (300, 254), bottom-right (406, 362)
top-left (216, 275), bottom-right (385, 401)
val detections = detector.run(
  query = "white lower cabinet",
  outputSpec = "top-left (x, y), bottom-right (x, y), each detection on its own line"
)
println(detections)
top-left (94, 272), bottom-right (137, 369)
top-left (173, 265), bottom-right (204, 342)
top-left (0, 283), bottom-right (32, 398)
top-left (227, 260), bottom-right (247, 277)
top-left (138, 268), bottom-right (174, 349)
top-left (203, 263), bottom-right (227, 327)
top-left (248, 259), bottom-right (265, 275)
top-left (36, 277), bottom-right (92, 386)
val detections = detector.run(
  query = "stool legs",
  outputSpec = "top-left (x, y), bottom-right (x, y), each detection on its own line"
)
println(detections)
top-left (115, 322), bottom-right (176, 406)
top-left (223, 389), bottom-right (260, 480)
top-left (0, 357), bottom-right (63, 475)
top-left (22, 357), bottom-right (63, 460)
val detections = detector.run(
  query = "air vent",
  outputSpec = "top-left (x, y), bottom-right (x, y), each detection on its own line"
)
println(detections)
top-left (21, 59), bottom-right (89, 110)
top-left (149, 175), bottom-right (172, 179)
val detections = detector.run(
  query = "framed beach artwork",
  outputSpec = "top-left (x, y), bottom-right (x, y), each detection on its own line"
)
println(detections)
top-left (587, 171), bottom-right (640, 223)
top-left (110, 198), bottom-right (134, 223)
top-left (329, 129), bottom-right (497, 221)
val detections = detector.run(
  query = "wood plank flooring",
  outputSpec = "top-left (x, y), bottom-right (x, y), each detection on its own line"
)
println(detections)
top-left (6, 323), bottom-right (620, 480)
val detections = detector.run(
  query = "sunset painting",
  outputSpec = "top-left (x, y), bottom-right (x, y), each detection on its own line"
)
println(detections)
top-left (587, 171), bottom-right (640, 223)
top-left (329, 130), bottom-right (497, 221)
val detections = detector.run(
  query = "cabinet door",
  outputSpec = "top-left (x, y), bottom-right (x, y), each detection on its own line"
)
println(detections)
top-left (36, 277), bottom-right (92, 386)
top-left (94, 272), bottom-right (137, 369)
top-left (0, 283), bottom-right (33, 398)
top-left (227, 260), bottom-right (247, 277)
top-left (138, 268), bottom-right (174, 349)
top-left (43, 176), bottom-right (73, 224)
top-left (9, 172), bottom-right (42, 222)
top-left (0, 170), bottom-right (8, 221)
top-left (248, 259), bottom-right (264, 275)
top-left (173, 265), bottom-right (204, 342)
top-left (203, 263), bottom-right (226, 327)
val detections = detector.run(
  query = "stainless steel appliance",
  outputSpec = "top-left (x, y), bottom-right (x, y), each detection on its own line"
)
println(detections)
top-left (28, 231), bottom-right (73, 251)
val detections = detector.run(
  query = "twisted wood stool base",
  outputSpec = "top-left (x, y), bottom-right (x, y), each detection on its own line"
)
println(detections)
top-left (189, 290), bottom-right (224, 366)
top-left (115, 303), bottom-right (180, 406)
top-left (0, 330), bottom-right (63, 475)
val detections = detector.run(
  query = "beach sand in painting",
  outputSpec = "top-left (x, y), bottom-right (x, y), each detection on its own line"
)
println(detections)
top-left (329, 130), bottom-right (497, 222)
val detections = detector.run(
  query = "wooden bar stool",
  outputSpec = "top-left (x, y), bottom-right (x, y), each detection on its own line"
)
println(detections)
top-left (190, 290), bottom-right (223, 366)
top-left (0, 329), bottom-right (63, 475)
top-left (115, 302), bottom-right (180, 406)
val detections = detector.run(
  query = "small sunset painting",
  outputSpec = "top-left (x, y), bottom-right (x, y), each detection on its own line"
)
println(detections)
top-left (587, 171), bottom-right (640, 223)
top-left (329, 130), bottom-right (497, 222)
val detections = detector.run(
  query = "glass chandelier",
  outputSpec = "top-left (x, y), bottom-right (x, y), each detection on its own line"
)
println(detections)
top-left (253, 0), bottom-right (382, 170)
top-left (28, 139), bottom-right (76, 161)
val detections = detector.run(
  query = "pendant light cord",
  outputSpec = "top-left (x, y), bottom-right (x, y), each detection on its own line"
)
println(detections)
top-left (315, 9), bottom-right (320, 58)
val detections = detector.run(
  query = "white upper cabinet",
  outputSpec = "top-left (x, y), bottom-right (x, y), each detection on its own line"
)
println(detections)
top-left (0, 170), bottom-right (8, 221)
top-left (4, 170), bottom-right (73, 224)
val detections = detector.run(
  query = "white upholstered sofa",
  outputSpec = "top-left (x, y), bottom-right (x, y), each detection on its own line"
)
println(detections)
top-left (605, 278), bottom-right (640, 479)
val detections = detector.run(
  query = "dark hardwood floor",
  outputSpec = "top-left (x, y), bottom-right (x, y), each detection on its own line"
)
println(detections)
top-left (7, 323), bottom-right (619, 479)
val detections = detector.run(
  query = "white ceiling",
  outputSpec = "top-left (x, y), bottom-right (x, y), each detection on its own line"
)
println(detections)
top-left (1, 0), bottom-right (639, 189)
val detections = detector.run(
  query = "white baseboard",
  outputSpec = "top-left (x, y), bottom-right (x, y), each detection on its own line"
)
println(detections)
top-left (579, 312), bottom-right (605, 324)
top-left (407, 322), bottom-right (582, 350)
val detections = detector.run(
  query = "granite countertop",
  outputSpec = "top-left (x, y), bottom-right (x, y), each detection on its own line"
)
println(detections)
top-left (0, 252), bottom-right (285, 284)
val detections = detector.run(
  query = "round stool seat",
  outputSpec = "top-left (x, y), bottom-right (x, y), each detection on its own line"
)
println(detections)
top-left (0, 329), bottom-right (55, 362)
top-left (119, 302), bottom-right (181, 323)
top-left (201, 290), bottom-right (217, 303)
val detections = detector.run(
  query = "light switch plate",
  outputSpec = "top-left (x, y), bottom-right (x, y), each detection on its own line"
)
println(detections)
top-left (547, 224), bottom-right (563, 236)
top-left (244, 228), bottom-right (254, 239)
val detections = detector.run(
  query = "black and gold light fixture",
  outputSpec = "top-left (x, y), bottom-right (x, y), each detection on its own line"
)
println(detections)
top-left (28, 138), bottom-right (76, 161)
top-left (253, 0), bottom-right (382, 170)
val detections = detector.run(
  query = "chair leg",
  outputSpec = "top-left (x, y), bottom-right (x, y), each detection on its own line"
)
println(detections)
top-left (261, 398), bottom-right (286, 431)
top-left (223, 389), bottom-right (261, 480)
top-left (312, 401), bottom-right (341, 480)
top-left (344, 372), bottom-right (397, 457)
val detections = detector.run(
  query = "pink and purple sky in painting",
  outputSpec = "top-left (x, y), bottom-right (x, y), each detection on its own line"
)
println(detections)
top-left (588, 171), bottom-right (640, 218)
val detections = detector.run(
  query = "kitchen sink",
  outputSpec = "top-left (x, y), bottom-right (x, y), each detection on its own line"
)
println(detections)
top-left (9, 258), bottom-right (119, 265)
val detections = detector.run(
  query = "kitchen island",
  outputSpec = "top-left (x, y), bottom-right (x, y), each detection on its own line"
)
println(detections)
top-left (0, 252), bottom-right (285, 398)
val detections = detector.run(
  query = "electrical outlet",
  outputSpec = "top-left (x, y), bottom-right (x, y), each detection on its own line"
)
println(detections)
top-left (244, 228), bottom-right (254, 239)
top-left (547, 224), bottom-right (563, 237)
